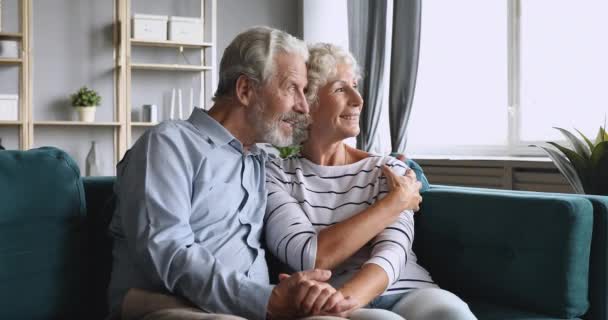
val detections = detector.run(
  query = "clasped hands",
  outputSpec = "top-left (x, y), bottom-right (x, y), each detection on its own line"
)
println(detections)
top-left (266, 269), bottom-right (358, 319)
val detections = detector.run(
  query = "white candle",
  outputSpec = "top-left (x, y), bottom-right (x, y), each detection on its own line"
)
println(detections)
top-left (178, 89), bottom-right (183, 119)
top-left (189, 87), bottom-right (194, 114)
top-left (170, 88), bottom-right (176, 120)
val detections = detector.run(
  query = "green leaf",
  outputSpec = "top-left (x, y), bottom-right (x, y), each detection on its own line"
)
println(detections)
top-left (595, 126), bottom-right (608, 145)
top-left (275, 145), bottom-right (301, 158)
top-left (548, 142), bottom-right (591, 192)
top-left (71, 86), bottom-right (101, 107)
top-left (575, 128), bottom-right (595, 151)
top-left (554, 127), bottom-right (590, 159)
top-left (531, 144), bottom-right (585, 194)
top-left (589, 141), bottom-right (608, 195)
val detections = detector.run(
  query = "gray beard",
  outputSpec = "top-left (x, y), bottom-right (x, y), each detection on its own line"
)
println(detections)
top-left (251, 102), bottom-right (310, 147)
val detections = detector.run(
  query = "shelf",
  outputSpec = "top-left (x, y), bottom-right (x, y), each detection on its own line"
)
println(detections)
top-left (131, 63), bottom-right (211, 72)
top-left (0, 58), bottom-right (22, 65)
top-left (0, 120), bottom-right (22, 126)
top-left (131, 39), bottom-right (212, 49)
top-left (131, 122), bottom-right (158, 127)
top-left (0, 32), bottom-right (22, 40)
top-left (34, 121), bottom-right (121, 127)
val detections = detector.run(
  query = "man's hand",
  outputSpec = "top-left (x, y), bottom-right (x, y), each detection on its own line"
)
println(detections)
top-left (394, 153), bottom-right (407, 162)
top-left (381, 165), bottom-right (423, 212)
top-left (266, 269), bottom-right (358, 319)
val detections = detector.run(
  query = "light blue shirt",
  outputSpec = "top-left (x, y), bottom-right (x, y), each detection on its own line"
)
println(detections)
top-left (108, 108), bottom-right (273, 320)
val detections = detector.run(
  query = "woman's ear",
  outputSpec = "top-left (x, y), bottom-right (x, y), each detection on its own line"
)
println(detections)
top-left (235, 74), bottom-right (256, 107)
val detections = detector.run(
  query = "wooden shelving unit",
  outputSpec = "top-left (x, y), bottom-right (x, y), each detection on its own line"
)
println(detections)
top-left (1, 0), bottom-right (216, 174)
top-left (119, 0), bottom-right (217, 152)
top-left (33, 121), bottom-right (121, 127)
top-left (0, 32), bottom-right (23, 39)
top-left (0, 58), bottom-right (23, 64)
top-left (130, 63), bottom-right (212, 72)
top-left (0, 120), bottom-right (22, 126)
top-left (130, 39), bottom-right (212, 49)
top-left (0, 0), bottom-right (30, 150)
top-left (131, 122), bottom-right (158, 127)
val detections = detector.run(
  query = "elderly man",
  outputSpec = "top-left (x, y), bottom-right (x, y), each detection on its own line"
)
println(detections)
top-left (107, 27), bottom-right (357, 320)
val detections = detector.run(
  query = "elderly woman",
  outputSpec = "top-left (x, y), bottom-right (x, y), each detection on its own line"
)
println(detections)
top-left (264, 43), bottom-right (477, 320)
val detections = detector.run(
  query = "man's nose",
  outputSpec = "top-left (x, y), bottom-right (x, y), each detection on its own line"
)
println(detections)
top-left (294, 90), bottom-right (309, 114)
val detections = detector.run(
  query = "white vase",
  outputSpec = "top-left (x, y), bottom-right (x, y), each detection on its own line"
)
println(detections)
top-left (76, 107), bottom-right (96, 122)
top-left (85, 141), bottom-right (100, 176)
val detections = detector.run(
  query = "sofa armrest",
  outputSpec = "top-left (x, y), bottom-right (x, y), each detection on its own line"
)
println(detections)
top-left (414, 186), bottom-right (593, 318)
top-left (583, 195), bottom-right (608, 320)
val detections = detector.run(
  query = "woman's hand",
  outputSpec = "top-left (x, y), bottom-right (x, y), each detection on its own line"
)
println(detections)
top-left (381, 165), bottom-right (423, 212)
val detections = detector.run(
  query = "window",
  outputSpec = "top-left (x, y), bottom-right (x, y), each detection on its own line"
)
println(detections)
top-left (406, 0), bottom-right (608, 156)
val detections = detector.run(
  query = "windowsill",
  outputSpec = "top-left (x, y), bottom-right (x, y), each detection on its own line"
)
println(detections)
top-left (410, 155), bottom-right (557, 169)
top-left (410, 154), bottom-right (551, 162)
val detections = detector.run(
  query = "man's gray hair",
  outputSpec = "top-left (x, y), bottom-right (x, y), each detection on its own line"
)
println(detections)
top-left (305, 43), bottom-right (361, 106)
top-left (213, 26), bottom-right (309, 100)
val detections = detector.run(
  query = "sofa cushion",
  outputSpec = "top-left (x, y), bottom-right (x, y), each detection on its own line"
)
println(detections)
top-left (414, 187), bottom-right (593, 318)
top-left (0, 147), bottom-right (86, 319)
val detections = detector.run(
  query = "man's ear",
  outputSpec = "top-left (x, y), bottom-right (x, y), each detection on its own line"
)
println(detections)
top-left (235, 74), bottom-right (256, 107)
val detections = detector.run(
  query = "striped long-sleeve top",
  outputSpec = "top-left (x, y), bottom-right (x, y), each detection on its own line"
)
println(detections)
top-left (264, 155), bottom-right (437, 295)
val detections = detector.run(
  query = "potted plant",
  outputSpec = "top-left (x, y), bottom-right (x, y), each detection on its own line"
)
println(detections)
top-left (532, 124), bottom-right (608, 195)
top-left (71, 86), bottom-right (101, 122)
top-left (274, 145), bottom-right (301, 158)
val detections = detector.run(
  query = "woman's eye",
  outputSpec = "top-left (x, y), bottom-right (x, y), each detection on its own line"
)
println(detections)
top-left (334, 87), bottom-right (345, 93)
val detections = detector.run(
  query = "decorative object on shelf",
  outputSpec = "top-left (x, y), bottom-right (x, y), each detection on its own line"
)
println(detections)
top-left (0, 94), bottom-right (18, 121)
top-left (178, 88), bottom-right (183, 119)
top-left (0, 137), bottom-right (5, 150)
top-left (70, 86), bottom-right (101, 123)
top-left (142, 104), bottom-right (158, 123)
top-left (132, 14), bottom-right (168, 41)
top-left (169, 88), bottom-right (188, 120)
top-left (189, 87), bottom-right (194, 115)
top-left (532, 125), bottom-right (608, 195)
top-left (169, 88), bottom-right (176, 120)
top-left (0, 40), bottom-right (19, 58)
top-left (168, 16), bottom-right (204, 44)
top-left (85, 140), bottom-right (100, 176)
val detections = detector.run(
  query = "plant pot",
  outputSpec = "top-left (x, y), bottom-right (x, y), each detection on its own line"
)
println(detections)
top-left (75, 107), bottom-right (96, 122)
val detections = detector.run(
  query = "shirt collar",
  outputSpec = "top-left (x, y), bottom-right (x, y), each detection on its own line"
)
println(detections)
top-left (188, 108), bottom-right (266, 157)
top-left (188, 108), bottom-right (235, 147)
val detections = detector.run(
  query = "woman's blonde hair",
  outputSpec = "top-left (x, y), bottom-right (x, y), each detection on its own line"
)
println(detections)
top-left (306, 43), bottom-right (361, 106)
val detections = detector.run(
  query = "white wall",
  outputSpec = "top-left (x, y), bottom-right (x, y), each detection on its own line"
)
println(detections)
top-left (301, 0), bottom-right (349, 49)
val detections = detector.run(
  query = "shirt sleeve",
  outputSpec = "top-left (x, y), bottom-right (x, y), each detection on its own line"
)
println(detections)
top-left (363, 158), bottom-right (415, 287)
top-left (264, 159), bottom-right (318, 272)
top-left (116, 125), bottom-right (272, 320)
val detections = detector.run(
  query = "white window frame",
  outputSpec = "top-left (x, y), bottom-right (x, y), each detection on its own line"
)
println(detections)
top-left (410, 0), bottom-right (570, 158)
top-left (508, 0), bottom-right (548, 157)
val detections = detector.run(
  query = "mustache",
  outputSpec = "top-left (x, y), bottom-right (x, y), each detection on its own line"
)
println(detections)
top-left (281, 112), bottom-right (312, 129)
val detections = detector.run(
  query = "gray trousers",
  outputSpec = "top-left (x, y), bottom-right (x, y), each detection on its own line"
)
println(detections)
top-left (125, 288), bottom-right (475, 320)
top-left (140, 308), bottom-right (401, 320)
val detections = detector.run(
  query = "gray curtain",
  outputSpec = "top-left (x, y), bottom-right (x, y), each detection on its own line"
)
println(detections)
top-left (389, 0), bottom-right (422, 153)
top-left (348, 0), bottom-right (389, 151)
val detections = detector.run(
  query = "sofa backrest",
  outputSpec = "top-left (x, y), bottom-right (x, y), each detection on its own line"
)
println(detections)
top-left (415, 187), bottom-right (594, 318)
top-left (0, 147), bottom-right (87, 319)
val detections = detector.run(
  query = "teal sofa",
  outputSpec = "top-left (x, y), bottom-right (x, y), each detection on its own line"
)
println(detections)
top-left (1, 147), bottom-right (607, 320)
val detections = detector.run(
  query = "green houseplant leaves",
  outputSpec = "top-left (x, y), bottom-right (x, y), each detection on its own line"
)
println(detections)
top-left (70, 86), bottom-right (101, 107)
top-left (533, 126), bottom-right (608, 195)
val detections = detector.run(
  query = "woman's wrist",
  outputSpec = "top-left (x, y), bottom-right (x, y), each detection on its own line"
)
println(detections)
top-left (377, 195), bottom-right (404, 218)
